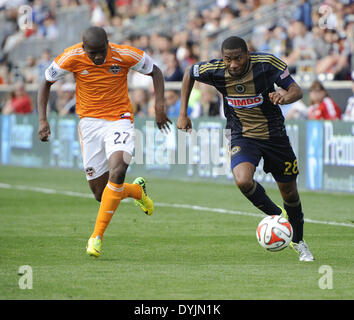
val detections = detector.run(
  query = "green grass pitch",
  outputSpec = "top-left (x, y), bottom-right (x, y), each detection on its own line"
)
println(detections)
top-left (0, 165), bottom-right (353, 300)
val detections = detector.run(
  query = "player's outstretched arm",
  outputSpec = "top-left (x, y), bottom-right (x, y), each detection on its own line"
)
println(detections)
top-left (269, 82), bottom-right (303, 105)
top-left (149, 64), bottom-right (172, 132)
top-left (177, 66), bottom-right (194, 131)
top-left (37, 79), bottom-right (54, 142)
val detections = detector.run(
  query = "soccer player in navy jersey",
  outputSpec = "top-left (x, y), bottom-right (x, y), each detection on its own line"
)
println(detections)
top-left (177, 36), bottom-right (314, 261)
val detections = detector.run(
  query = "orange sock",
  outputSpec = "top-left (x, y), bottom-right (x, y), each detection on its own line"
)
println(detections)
top-left (122, 183), bottom-right (142, 200)
top-left (90, 181), bottom-right (124, 239)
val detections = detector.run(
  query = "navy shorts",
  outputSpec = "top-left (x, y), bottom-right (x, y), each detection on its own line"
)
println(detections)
top-left (230, 136), bottom-right (298, 183)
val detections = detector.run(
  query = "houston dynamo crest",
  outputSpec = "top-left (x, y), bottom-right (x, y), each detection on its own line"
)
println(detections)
top-left (109, 64), bottom-right (121, 74)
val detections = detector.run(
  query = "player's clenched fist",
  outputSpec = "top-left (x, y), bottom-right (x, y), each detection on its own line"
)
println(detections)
top-left (269, 91), bottom-right (286, 105)
top-left (38, 119), bottom-right (51, 141)
top-left (177, 115), bottom-right (192, 132)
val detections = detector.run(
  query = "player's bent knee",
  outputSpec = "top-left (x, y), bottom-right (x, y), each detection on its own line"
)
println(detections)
top-left (88, 172), bottom-right (109, 202)
top-left (278, 181), bottom-right (299, 203)
top-left (233, 170), bottom-right (254, 192)
top-left (235, 178), bottom-right (254, 193)
top-left (232, 163), bottom-right (255, 193)
top-left (283, 190), bottom-right (300, 203)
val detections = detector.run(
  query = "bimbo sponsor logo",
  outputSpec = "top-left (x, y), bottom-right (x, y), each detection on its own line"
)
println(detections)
top-left (226, 94), bottom-right (263, 109)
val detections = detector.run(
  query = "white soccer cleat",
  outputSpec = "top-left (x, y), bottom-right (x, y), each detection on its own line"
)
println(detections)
top-left (291, 240), bottom-right (315, 261)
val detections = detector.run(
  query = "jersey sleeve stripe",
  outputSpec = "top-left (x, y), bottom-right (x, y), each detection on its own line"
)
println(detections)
top-left (116, 52), bottom-right (142, 61)
top-left (251, 55), bottom-right (286, 66)
top-left (268, 57), bottom-right (287, 70)
top-left (251, 57), bottom-right (286, 71)
top-left (57, 50), bottom-right (85, 66)
top-left (199, 65), bottom-right (226, 74)
top-left (111, 48), bottom-right (143, 61)
top-left (251, 54), bottom-right (287, 65)
top-left (251, 54), bottom-right (287, 69)
top-left (199, 61), bottom-right (225, 69)
top-left (199, 63), bottom-right (225, 73)
top-left (112, 48), bottom-right (143, 58)
top-left (57, 48), bottom-right (84, 61)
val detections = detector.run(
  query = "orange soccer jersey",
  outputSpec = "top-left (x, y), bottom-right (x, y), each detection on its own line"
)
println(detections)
top-left (50, 43), bottom-right (151, 121)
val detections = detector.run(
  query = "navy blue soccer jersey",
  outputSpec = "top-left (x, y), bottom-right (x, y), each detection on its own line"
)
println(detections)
top-left (190, 52), bottom-right (295, 140)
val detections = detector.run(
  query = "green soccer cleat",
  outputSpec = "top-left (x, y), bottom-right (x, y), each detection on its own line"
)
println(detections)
top-left (277, 205), bottom-right (298, 254)
top-left (277, 206), bottom-right (300, 254)
top-left (86, 236), bottom-right (102, 258)
top-left (133, 177), bottom-right (154, 215)
top-left (289, 241), bottom-right (298, 253)
top-left (277, 205), bottom-right (288, 220)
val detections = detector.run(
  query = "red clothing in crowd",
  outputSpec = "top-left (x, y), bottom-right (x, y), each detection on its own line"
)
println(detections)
top-left (308, 97), bottom-right (341, 120)
top-left (10, 95), bottom-right (32, 114)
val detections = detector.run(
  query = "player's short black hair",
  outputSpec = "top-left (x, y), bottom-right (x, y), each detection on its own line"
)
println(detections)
top-left (83, 26), bottom-right (108, 47)
top-left (221, 36), bottom-right (248, 53)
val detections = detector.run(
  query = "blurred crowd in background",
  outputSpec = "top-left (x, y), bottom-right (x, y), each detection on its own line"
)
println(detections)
top-left (0, 0), bottom-right (353, 121)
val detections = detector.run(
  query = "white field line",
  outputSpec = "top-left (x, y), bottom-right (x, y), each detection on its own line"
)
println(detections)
top-left (1, 183), bottom-right (353, 229)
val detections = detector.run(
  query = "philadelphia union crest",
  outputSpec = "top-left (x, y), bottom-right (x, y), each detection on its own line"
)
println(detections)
top-left (231, 146), bottom-right (241, 155)
top-left (235, 84), bottom-right (245, 93)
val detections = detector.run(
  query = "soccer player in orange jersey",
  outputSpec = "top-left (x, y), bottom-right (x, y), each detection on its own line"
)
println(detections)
top-left (37, 26), bottom-right (171, 257)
